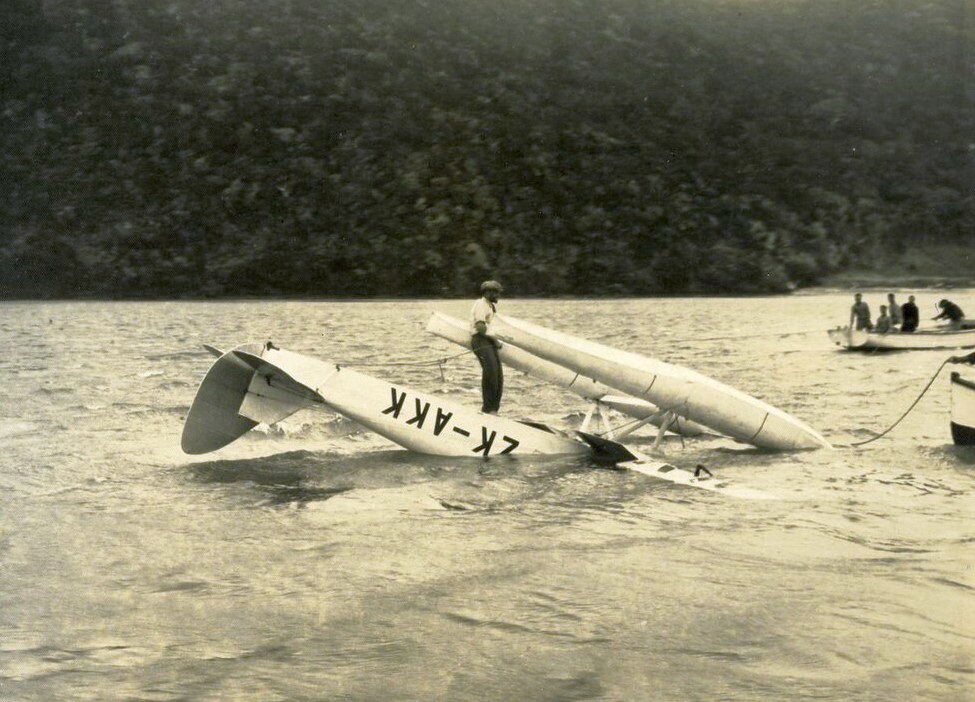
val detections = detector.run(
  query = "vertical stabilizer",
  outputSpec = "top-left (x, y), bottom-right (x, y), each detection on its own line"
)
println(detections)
top-left (181, 348), bottom-right (262, 454)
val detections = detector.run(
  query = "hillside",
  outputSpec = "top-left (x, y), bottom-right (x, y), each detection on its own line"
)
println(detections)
top-left (1, 0), bottom-right (972, 298)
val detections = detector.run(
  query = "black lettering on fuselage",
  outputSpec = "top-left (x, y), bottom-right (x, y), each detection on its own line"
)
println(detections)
top-left (499, 435), bottom-right (520, 454)
top-left (405, 399), bottom-right (430, 429)
top-left (381, 388), bottom-right (522, 456)
top-left (381, 387), bottom-right (407, 418)
top-left (433, 408), bottom-right (453, 436)
top-left (473, 427), bottom-right (497, 456)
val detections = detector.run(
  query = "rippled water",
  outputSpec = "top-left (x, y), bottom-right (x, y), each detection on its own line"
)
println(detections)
top-left (1, 294), bottom-right (972, 701)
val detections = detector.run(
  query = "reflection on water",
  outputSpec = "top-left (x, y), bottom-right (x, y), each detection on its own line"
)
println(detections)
top-left (0, 295), bottom-right (973, 702)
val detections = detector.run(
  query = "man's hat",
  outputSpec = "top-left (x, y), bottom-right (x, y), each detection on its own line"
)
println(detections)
top-left (480, 280), bottom-right (503, 293)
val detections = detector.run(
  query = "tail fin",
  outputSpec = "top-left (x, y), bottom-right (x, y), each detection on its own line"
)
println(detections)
top-left (181, 344), bottom-right (320, 454)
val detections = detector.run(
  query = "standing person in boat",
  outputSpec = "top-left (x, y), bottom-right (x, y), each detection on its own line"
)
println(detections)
top-left (849, 293), bottom-right (872, 331)
top-left (887, 293), bottom-right (903, 329)
top-left (932, 299), bottom-right (966, 330)
top-left (874, 305), bottom-right (892, 333)
top-left (901, 295), bottom-right (919, 333)
top-left (471, 280), bottom-right (504, 414)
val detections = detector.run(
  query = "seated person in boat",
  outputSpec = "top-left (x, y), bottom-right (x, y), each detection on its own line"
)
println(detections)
top-left (873, 306), bottom-right (892, 334)
top-left (887, 293), bottom-right (903, 329)
top-left (901, 295), bottom-right (919, 332)
top-left (849, 293), bottom-right (872, 331)
top-left (933, 299), bottom-right (966, 330)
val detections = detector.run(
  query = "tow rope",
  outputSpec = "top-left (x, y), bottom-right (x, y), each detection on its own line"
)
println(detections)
top-left (340, 348), bottom-right (476, 382)
top-left (845, 358), bottom-right (950, 447)
top-left (665, 328), bottom-right (826, 344)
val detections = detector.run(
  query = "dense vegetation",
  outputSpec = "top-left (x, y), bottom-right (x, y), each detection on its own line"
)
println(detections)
top-left (1, 0), bottom-right (972, 298)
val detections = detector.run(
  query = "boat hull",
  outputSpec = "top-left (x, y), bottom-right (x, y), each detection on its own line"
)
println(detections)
top-left (950, 372), bottom-right (975, 446)
top-left (829, 326), bottom-right (975, 351)
top-left (490, 315), bottom-right (831, 451)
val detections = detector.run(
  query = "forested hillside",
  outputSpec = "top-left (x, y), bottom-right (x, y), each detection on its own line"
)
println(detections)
top-left (1, 0), bottom-right (972, 298)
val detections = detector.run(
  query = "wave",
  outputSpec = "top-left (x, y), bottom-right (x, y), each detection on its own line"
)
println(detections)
top-left (246, 416), bottom-right (366, 442)
top-left (138, 370), bottom-right (165, 379)
top-left (37, 386), bottom-right (75, 396)
top-left (0, 420), bottom-right (37, 439)
top-left (144, 350), bottom-right (211, 361)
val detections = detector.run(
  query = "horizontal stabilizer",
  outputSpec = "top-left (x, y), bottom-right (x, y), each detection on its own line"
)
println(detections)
top-left (233, 349), bottom-right (324, 424)
top-left (232, 350), bottom-right (324, 404)
top-left (239, 375), bottom-right (311, 425)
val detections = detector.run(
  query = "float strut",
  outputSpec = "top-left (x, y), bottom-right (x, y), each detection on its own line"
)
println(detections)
top-left (651, 410), bottom-right (679, 454)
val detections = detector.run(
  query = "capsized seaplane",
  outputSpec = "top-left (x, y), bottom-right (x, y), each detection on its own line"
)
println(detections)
top-left (181, 342), bottom-right (771, 497)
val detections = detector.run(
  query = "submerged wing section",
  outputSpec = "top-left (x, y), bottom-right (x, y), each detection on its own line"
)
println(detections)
top-left (490, 314), bottom-right (831, 451)
top-left (233, 349), bottom-right (325, 424)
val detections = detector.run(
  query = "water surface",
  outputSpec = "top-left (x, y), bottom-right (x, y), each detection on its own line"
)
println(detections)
top-left (1, 294), bottom-right (972, 701)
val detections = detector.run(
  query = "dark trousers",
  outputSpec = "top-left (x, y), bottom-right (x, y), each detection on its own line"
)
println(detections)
top-left (472, 334), bottom-right (503, 413)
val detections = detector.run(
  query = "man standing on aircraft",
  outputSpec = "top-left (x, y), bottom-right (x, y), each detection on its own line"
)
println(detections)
top-left (901, 295), bottom-right (919, 332)
top-left (471, 280), bottom-right (504, 414)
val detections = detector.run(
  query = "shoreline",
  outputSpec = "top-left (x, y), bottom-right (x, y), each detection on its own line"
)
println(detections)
top-left (814, 273), bottom-right (975, 292)
top-left (817, 243), bottom-right (974, 291)
top-left (3, 281), bottom-right (975, 304)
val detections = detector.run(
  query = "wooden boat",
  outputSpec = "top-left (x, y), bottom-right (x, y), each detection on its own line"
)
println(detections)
top-left (950, 372), bottom-right (975, 446)
top-left (828, 326), bottom-right (975, 351)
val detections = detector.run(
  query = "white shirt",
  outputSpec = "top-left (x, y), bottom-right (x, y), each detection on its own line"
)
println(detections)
top-left (470, 297), bottom-right (496, 335)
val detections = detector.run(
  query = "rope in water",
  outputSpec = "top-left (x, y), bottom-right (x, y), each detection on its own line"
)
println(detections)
top-left (665, 328), bottom-right (827, 344)
top-left (339, 348), bottom-right (476, 381)
top-left (341, 348), bottom-right (475, 368)
top-left (845, 358), bottom-right (950, 447)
